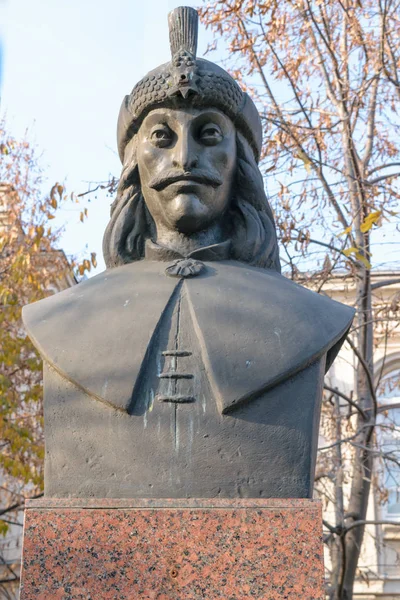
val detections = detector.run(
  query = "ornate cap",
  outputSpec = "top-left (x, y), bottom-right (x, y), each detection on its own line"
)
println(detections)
top-left (117, 6), bottom-right (262, 163)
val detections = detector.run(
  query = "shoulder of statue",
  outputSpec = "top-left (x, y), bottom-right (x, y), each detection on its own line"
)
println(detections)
top-left (22, 258), bottom-right (354, 415)
top-left (184, 261), bottom-right (355, 413)
top-left (22, 260), bottom-right (178, 411)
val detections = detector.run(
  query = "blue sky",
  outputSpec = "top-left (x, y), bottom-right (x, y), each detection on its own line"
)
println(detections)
top-left (1, 0), bottom-right (217, 273)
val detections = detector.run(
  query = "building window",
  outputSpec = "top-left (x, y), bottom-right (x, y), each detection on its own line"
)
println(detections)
top-left (377, 368), bottom-right (400, 519)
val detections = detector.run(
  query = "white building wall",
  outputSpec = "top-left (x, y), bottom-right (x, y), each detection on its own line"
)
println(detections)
top-left (321, 273), bottom-right (400, 597)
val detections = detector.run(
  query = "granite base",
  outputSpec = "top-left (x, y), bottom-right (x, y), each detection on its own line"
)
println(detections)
top-left (20, 498), bottom-right (324, 599)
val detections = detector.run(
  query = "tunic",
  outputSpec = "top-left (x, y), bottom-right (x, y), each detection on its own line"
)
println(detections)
top-left (22, 241), bottom-right (354, 498)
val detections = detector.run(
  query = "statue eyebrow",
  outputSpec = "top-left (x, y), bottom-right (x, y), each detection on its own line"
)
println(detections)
top-left (199, 122), bottom-right (222, 130)
top-left (192, 110), bottom-right (231, 128)
top-left (150, 122), bottom-right (170, 128)
top-left (143, 112), bottom-right (173, 126)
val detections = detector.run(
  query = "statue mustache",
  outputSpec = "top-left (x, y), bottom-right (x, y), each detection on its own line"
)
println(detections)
top-left (148, 170), bottom-right (223, 191)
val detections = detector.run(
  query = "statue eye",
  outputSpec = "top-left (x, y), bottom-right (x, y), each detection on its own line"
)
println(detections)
top-left (150, 127), bottom-right (172, 147)
top-left (199, 124), bottom-right (223, 145)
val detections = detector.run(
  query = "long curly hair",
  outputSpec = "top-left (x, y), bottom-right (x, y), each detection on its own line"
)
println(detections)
top-left (103, 131), bottom-right (281, 272)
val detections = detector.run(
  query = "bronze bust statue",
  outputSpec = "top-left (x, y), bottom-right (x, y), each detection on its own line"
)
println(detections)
top-left (23, 7), bottom-right (354, 499)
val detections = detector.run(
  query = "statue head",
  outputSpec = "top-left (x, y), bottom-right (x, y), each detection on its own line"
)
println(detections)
top-left (103, 7), bottom-right (281, 272)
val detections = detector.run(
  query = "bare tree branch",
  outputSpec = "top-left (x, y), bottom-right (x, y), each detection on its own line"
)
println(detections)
top-left (324, 385), bottom-right (367, 419)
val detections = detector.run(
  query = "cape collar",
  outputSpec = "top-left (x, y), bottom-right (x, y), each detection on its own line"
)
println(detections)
top-left (144, 239), bottom-right (232, 262)
top-left (23, 260), bottom-right (355, 415)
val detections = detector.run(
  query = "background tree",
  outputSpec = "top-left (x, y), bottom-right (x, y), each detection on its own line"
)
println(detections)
top-left (200, 1), bottom-right (400, 598)
top-left (0, 121), bottom-right (95, 595)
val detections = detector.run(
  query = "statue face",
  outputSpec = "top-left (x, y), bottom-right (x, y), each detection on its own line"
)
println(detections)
top-left (136, 107), bottom-right (236, 235)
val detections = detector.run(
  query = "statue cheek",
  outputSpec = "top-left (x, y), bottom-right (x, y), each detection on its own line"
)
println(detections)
top-left (207, 143), bottom-right (236, 175)
top-left (141, 144), bottom-right (160, 167)
top-left (139, 145), bottom-right (167, 182)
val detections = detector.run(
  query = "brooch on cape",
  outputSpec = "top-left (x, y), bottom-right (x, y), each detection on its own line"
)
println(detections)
top-left (165, 258), bottom-right (205, 278)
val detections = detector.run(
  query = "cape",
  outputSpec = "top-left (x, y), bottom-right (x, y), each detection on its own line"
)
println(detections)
top-left (22, 259), bottom-right (355, 414)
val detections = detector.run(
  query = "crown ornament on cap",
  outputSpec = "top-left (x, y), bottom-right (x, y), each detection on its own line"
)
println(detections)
top-left (168, 7), bottom-right (199, 99)
top-left (117, 6), bottom-right (263, 163)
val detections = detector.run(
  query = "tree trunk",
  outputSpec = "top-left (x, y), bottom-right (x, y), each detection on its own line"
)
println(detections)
top-left (341, 252), bottom-right (374, 599)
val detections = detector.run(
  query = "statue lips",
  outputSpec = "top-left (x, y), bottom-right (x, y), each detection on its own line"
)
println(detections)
top-left (149, 171), bottom-right (223, 191)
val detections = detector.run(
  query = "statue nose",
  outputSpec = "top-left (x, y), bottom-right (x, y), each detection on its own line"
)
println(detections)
top-left (172, 135), bottom-right (198, 171)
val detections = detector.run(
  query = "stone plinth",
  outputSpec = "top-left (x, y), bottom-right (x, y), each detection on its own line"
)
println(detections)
top-left (20, 498), bottom-right (324, 599)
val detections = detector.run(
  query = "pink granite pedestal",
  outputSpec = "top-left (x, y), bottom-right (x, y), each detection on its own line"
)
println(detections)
top-left (20, 498), bottom-right (324, 599)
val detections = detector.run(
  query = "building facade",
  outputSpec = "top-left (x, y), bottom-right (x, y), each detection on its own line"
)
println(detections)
top-left (323, 272), bottom-right (400, 598)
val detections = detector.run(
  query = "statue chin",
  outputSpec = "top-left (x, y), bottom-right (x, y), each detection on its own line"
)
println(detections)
top-left (168, 193), bottom-right (213, 233)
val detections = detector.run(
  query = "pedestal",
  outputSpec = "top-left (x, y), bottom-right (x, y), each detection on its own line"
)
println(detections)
top-left (20, 498), bottom-right (324, 599)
